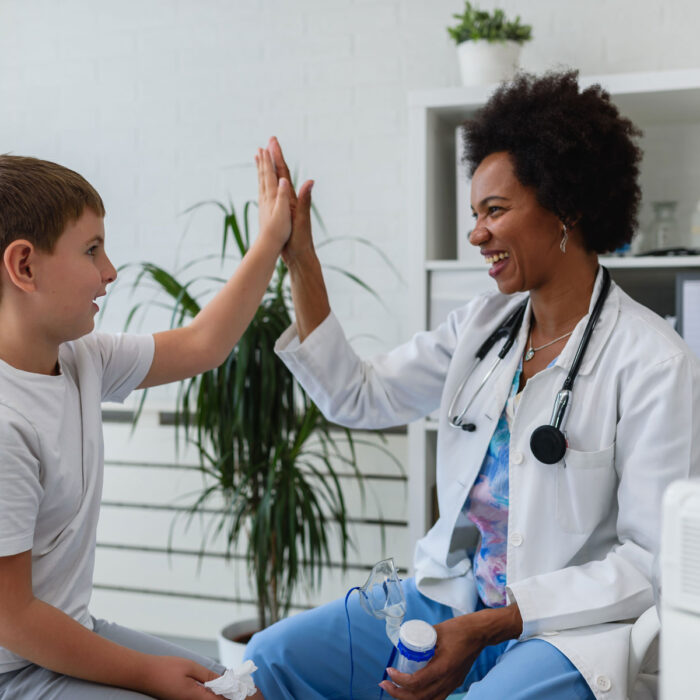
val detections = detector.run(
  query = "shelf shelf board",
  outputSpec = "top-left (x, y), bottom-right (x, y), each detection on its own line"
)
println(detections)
top-left (600, 255), bottom-right (700, 269)
top-left (426, 255), bottom-right (700, 272)
top-left (410, 68), bottom-right (700, 125)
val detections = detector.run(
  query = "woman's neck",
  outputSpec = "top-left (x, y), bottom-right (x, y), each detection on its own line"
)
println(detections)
top-left (529, 255), bottom-right (599, 338)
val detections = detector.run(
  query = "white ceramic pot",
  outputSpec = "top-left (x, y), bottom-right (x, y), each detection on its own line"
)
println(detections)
top-left (217, 618), bottom-right (260, 668)
top-left (456, 40), bottom-right (523, 87)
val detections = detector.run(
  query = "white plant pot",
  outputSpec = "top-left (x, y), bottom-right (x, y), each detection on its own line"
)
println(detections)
top-left (217, 618), bottom-right (260, 668)
top-left (456, 40), bottom-right (523, 87)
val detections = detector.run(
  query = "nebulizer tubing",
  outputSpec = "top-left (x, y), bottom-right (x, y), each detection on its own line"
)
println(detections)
top-left (345, 558), bottom-right (407, 700)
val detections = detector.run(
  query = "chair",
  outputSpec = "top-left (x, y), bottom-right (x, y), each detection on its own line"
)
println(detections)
top-left (627, 606), bottom-right (659, 700)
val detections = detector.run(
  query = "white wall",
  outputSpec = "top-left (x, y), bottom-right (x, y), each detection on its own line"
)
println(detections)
top-left (2, 0), bottom-right (699, 356)
top-left (2, 0), bottom-right (700, 641)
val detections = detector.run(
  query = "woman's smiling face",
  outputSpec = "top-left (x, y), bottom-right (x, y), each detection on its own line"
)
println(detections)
top-left (469, 151), bottom-right (564, 295)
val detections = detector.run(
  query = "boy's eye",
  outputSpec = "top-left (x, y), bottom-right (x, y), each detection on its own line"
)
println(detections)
top-left (87, 245), bottom-right (98, 256)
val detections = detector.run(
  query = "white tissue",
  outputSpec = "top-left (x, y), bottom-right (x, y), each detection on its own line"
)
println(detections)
top-left (204, 660), bottom-right (258, 699)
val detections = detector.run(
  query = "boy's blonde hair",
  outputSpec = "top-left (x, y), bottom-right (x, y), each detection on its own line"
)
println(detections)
top-left (0, 155), bottom-right (105, 261)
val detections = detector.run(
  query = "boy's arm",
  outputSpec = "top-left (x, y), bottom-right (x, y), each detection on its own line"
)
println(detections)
top-left (138, 147), bottom-right (291, 389)
top-left (0, 551), bottom-right (218, 698)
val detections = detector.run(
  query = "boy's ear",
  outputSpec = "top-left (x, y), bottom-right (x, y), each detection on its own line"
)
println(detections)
top-left (3, 240), bottom-right (38, 293)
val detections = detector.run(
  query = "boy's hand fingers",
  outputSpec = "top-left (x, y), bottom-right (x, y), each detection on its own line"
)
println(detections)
top-left (262, 148), bottom-right (277, 194)
top-left (255, 152), bottom-right (262, 193)
top-left (193, 664), bottom-right (221, 684)
top-left (275, 178), bottom-right (291, 208)
top-left (268, 137), bottom-right (297, 205)
top-left (256, 148), bottom-right (267, 198)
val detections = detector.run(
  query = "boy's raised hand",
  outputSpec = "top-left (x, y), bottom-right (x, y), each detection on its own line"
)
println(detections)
top-left (255, 147), bottom-right (292, 251)
top-left (139, 142), bottom-right (296, 390)
top-left (266, 137), bottom-right (315, 266)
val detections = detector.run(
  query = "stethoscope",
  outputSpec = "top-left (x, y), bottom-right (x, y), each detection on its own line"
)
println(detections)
top-left (448, 267), bottom-right (611, 464)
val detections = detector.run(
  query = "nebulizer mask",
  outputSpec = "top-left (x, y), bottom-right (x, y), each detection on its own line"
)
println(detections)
top-left (357, 557), bottom-right (406, 646)
top-left (345, 558), bottom-right (436, 699)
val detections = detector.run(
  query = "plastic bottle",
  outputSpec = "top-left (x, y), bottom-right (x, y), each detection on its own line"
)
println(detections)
top-left (395, 619), bottom-right (437, 674)
top-left (649, 200), bottom-right (682, 250)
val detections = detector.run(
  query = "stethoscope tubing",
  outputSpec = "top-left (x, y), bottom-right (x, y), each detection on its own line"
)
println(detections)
top-left (448, 355), bottom-right (501, 428)
top-left (448, 267), bottom-right (612, 460)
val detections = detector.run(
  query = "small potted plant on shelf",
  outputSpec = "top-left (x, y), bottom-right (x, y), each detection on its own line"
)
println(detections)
top-left (119, 195), bottom-right (400, 666)
top-left (447, 1), bottom-right (532, 87)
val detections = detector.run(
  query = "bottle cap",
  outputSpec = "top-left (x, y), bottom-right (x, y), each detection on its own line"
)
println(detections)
top-left (398, 619), bottom-right (437, 653)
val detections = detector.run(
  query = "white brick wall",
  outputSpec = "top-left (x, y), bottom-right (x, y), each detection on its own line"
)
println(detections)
top-left (2, 0), bottom-right (700, 641)
top-left (2, 0), bottom-right (699, 350)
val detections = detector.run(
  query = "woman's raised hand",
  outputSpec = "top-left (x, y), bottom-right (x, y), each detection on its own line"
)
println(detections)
top-left (266, 136), bottom-right (330, 340)
top-left (255, 145), bottom-right (292, 251)
top-left (266, 136), bottom-right (315, 266)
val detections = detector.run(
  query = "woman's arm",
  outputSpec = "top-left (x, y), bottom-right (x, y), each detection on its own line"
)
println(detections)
top-left (0, 551), bottom-right (218, 699)
top-left (380, 605), bottom-right (523, 699)
top-left (271, 137), bottom-right (484, 429)
top-left (268, 136), bottom-right (330, 342)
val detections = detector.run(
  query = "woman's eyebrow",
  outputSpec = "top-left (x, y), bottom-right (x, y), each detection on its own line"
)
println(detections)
top-left (478, 195), bottom-right (509, 206)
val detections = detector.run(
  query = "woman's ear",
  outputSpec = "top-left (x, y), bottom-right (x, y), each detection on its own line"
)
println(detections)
top-left (562, 215), bottom-right (581, 230)
top-left (3, 240), bottom-right (38, 293)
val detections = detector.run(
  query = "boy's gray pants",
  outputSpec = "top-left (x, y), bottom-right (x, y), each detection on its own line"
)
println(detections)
top-left (0, 617), bottom-right (226, 698)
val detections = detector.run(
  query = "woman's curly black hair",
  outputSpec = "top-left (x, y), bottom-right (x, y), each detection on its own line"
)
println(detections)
top-left (462, 70), bottom-right (643, 254)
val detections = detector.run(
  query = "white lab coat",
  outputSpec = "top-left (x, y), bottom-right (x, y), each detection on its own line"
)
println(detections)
top-left (275, 269), bottom-right (700, 700)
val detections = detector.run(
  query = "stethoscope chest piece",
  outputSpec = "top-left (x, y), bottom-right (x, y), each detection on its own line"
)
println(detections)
top-left (448, 267), bottom-right (612, 468)
top-left (530, 387), bottom-right (572, 464)
top-left (530, 425), bottom-right (567, 464)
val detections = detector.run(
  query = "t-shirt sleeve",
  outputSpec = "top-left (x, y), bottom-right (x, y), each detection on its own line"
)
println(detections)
top-left (90, 332), bottom-right (156, 404)
top-left (0, 406), bottom-right (42, 557)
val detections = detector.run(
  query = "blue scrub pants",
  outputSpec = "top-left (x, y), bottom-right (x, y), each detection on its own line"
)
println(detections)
top-left (245, 578), bottom-right (594, 700)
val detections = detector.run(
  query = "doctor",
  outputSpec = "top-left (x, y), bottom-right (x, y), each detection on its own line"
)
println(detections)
top-left (245, 71), bottom-right (700, 700)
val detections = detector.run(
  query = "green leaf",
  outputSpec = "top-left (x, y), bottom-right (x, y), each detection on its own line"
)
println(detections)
top-left (447, 1), bottom-right (532, 44)
top-left (117, 193), bottom-right (397, 629)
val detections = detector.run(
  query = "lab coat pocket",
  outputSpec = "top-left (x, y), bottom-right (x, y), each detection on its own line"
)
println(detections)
top-left (557, 442), bottom-right (616, 534)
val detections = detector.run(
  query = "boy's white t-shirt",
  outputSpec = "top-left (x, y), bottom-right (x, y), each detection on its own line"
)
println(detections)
top-left (0, 331), bottom-right (154, 672)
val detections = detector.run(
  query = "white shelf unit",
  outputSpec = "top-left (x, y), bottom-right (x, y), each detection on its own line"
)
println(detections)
top-left (406, 69), bottom-right (700, 554)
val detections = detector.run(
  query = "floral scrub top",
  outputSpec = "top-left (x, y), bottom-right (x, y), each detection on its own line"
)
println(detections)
top-left (462, 360), bottom-right (526, 607)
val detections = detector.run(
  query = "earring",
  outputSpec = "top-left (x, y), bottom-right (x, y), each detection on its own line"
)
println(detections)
top-left (560, 224), bottom-right (568, 254)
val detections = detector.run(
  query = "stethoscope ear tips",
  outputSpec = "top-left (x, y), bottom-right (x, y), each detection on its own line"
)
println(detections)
top-left (462, 423), bottom-right (476, 432)
top-left (530, 425), bottom-right (567, 465)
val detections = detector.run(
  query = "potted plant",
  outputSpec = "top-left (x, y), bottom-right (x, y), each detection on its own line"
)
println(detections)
top-left (447, 1), bottom-right (532, 87)
top-left (119, 197), bottom-right (400, 666)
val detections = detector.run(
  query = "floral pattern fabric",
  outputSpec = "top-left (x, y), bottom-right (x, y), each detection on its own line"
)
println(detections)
top-left (463, 361), bottom-right (522, 607)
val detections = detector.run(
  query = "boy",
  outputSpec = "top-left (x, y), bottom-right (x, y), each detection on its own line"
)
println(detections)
top-left (0, 147), bottom-right (290, 699)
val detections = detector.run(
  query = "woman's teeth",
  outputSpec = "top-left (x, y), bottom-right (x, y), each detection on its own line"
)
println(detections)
top-left (485, 252), bottom-right (509, 264)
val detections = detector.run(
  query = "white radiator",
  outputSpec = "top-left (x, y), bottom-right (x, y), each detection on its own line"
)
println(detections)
top-left (660, 478), bottom-right (700, 699)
